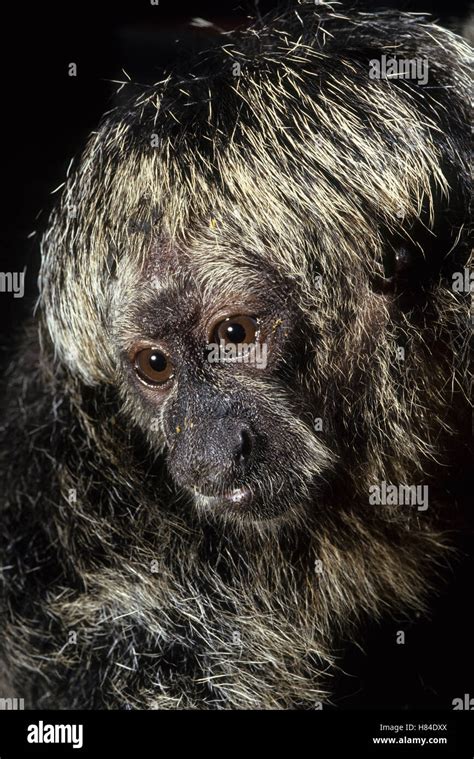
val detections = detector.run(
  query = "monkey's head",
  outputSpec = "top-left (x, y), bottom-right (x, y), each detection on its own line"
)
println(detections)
top-left (39, 6), bottom-right (471, 529)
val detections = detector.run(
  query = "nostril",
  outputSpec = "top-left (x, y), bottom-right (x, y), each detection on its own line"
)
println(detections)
top-left (236, 428), bottom-right (253, 462)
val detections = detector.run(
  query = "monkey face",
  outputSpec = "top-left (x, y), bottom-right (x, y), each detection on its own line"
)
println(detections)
top-left (116, 255), bottom-right (332, 523)
top-left (38, 4), bottom-right (470, 535)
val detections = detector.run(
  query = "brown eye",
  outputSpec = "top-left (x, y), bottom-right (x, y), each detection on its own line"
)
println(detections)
top-left (134, 347), bottom-right (174, 386)
top-left (213, 315), bottom-right (258, 345)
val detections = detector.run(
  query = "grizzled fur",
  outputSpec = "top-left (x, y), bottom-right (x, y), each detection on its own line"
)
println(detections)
top-left (0, 3), bottom-right (471, 709)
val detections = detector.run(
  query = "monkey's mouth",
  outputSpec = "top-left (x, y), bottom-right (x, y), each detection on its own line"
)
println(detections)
top-left (192, 486), bottom-right (253, 510)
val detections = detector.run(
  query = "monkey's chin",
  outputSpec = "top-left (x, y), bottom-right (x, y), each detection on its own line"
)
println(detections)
top-left (190, 485), bottom-right (305, 526)
top-left (193, 486), bottom-right (253, 512)
top-left (190, 486), bottom-right (312, 529)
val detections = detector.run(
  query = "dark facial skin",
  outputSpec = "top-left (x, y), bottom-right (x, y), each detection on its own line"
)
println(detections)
top-left (116, 260), bottom-right (332, 524)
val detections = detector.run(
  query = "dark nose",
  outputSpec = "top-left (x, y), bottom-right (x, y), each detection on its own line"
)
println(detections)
top-left (169, 420), bottom-right (255, 494)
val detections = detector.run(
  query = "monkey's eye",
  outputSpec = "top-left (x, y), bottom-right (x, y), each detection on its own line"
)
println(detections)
top-left (382, 245), bottom-right (415, 279)
top-left (212, 315), bottom-right (259, 345)
top-left (134, 347), bottom-right (174, 387)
